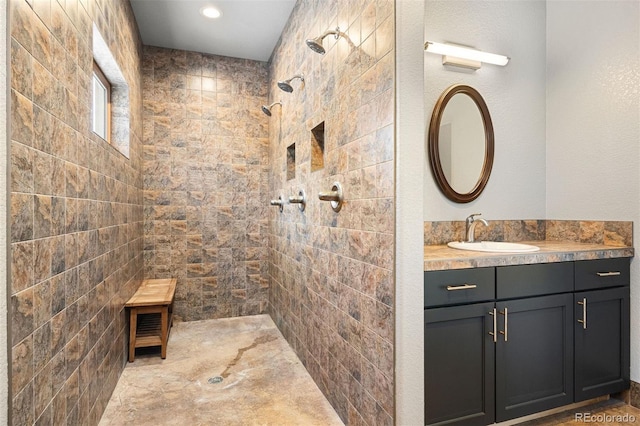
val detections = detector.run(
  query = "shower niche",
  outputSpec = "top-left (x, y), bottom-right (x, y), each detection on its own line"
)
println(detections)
top-left (311, 121), bottom-right (325, 172)
top-left (287, 143), bottom-right (296, 180)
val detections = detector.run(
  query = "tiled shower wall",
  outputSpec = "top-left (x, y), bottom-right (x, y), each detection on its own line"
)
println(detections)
top-left (141, 46), bottom-right (271, 321)
top-left (268, 0), bottom-right (395, 424)
top-left (9, 0), bottom-right (143, 424)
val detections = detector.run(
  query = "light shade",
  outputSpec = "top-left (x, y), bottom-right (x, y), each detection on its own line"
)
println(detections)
top-left (424, 41), bottom-right (510, 67)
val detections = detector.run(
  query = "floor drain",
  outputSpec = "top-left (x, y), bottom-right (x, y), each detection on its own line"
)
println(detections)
top-left (208, 376), bottom-right (223, 384)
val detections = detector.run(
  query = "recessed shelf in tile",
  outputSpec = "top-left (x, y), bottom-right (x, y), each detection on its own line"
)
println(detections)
top-left (287, 143), bottom-right (296, 180)
top-left (311, 122), bottom-right (325, 172)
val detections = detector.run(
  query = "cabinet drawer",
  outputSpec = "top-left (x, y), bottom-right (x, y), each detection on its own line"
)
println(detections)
top-left (497, 262), bottom-right (573, 299)
top-left (575, 257), bottom-right (630, 291)
top-left (424, 267), bottom-right (495, 307)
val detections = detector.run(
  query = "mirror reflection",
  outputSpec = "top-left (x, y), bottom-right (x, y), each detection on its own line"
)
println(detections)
top-left (438, 93), bottom-right (486, 194)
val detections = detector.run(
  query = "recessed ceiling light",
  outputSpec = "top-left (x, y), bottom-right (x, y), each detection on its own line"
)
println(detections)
top-left (200, 6), bottom-right (222, 19)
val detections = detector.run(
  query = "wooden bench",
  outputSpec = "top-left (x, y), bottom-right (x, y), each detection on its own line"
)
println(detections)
top-left (125, 278), bottom-right (177, 362)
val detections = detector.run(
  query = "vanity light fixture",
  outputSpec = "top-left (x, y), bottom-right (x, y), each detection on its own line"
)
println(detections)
top-left (200, 5), bottom-right (222, 19)
top-left (424, 41), bottom-right (510, 70)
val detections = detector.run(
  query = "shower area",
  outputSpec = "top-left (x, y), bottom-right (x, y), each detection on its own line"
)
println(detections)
top-left (8, 0), bottom-right (395, 424)
top-left (141, 47), bottom-right (271, 322)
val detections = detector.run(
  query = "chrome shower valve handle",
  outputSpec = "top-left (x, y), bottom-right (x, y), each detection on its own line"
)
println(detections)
top-left (318, 182), bottom-right (344, 212)
top-left (270, 196), bottom-right (285, 213)
top-left (288, 190), bottom-right (306, 212)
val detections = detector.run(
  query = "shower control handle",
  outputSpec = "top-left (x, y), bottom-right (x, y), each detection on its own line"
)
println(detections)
top-left (270, 196), bottom-right (285, 213)
top-left (288, 190), bottom-right (306, 212)
top-left (318, 192), bottom-right (339, 202)
top-left (318, 182), bottom-right (344, 212)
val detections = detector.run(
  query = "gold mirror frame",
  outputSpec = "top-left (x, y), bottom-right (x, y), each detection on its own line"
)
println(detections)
top-left (428, 84), bottom-right (494, 203)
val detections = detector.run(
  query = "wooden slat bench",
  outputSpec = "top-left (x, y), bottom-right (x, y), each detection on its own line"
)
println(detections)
top-left (125, 278), bottom-right (177, 362)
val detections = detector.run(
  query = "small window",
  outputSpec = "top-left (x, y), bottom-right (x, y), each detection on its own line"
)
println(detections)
top-left (92, 62), bottom-right (111, 142)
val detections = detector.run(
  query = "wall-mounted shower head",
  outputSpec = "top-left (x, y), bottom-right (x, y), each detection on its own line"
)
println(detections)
top-left (305, 27), bottom-right (345, 55)
top-left (277, 74), bottom-right (304, 93)
top-left (261, 101), bottom-right (282, 116)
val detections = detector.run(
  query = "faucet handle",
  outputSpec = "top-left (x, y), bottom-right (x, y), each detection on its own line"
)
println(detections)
top-left (466, 213), bottom-right (482, 223)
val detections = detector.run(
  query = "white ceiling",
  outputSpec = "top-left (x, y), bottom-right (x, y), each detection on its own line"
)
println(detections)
top-left (130, 0), bottom-right (297, 62)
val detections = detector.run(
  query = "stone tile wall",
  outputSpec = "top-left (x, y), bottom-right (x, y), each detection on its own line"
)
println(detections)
top-left (9, 0), bottom-right (144, 424)
top-left (141, 46), bottom-right (271, 321)
top-left (424, 219), bottom-right (633, 246)
top-left (631, 380), bottom-right (640, 409)
top-left (268, 0), bottom-right (395, 424)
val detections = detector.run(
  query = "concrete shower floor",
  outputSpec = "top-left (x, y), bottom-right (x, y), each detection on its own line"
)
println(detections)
top-left (99, 314), bottom-right (344, 426)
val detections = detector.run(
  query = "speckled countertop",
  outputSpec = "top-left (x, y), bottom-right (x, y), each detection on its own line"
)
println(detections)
top-left (424, 241), bottom-right (634, 271)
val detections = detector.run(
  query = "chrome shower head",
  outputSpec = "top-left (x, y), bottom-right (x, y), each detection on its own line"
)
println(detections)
top-left (305, 27), bottom-right (344, 55)
top-left (277, 74), bottom-right (304, 92)
top-left (305, 37), bottom-right (327, 54)
top-left (261, 101), bottom-right (282, 116)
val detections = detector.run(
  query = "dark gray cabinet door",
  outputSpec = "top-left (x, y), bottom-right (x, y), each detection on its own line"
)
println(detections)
top-left (495, 294), bottom-right (574, 422)
top-left (425, 302), bottom-right (495, 426)
top-left (574, 287), bottom-right (630, 401)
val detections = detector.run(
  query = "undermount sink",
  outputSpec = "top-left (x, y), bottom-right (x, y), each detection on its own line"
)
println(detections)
top-left (447, 241), bottom-right (540, 253)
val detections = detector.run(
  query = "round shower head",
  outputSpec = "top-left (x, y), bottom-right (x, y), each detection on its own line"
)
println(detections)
top-left (277, 81), bottom-right (294, 93)
top-left (305, 27), bottom-right (344, 55)
top-left (305, 38), bottom-right (326, 54)
top-left (277, 74), bottom-right (304, 93)
top-left (261, 101), bottom-right (281, 117)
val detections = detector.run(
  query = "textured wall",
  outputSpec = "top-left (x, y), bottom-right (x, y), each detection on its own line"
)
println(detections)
top-left (394, 0), bottom-right (426, 422)
top-left (9, 0), bottom-right (144, 424)
top-left (423, 0), bottom-right (547, 221)
top-left (268, 0), bottom-right (395, 424)
top-left (545, 0), bottom-right (640, 392)
top-left (141, 46), bottom-right (270, 321)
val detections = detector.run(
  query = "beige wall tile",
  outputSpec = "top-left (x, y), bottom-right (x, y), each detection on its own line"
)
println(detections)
top-left (142, 47), bottom-right (270, 321)
top-left (268, 1), bottom-right (395, 423)
top-left (9, 0), bottom-right (144, 423)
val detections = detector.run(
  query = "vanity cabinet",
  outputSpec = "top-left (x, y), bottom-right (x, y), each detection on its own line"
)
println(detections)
top-left (424, 267), bottom-right (495, 425)
top-left (494, 263), bottom-right (574, 421)
top-left (424, 257), bottom-right (630, 426)
top-left (574, 259), bottom-right (630, 402)
top-left (494, 294), bottom-right (574, 421)
top-left (424, 302), bottom-right (495, 426)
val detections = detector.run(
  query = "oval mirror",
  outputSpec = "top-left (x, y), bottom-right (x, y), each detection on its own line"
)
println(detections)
top-left (428, 84), bottom-right (494, 203)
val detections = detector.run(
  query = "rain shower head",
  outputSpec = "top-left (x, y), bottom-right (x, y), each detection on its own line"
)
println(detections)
top-left (277, 74), bottom-right (304, 93)
top-left (305, 27), bottom-right (345, 55)
top-left (261, 101), bottom-right (282, 116)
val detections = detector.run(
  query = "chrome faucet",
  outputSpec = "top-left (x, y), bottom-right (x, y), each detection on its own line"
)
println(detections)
top-left (465, 214), bottom-right (489, 243)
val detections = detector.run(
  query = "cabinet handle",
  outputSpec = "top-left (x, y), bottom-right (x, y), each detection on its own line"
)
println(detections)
top-left (577, 298), bottom-right (587, 329)
top-left (446, 284), bottom-right (477, 291)
top-left (596, 271), bottom-right (621, 277)
top-left (488, 308), bottom-right (497, 343)
top-left (499, 308), bottom-right (508, 342)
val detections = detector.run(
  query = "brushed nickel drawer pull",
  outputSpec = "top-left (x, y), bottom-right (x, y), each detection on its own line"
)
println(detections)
top-left (499, 308), bottom-right (508, 342)
top-left (446, 284), bottom-right (477, 291)
top-left (596, 271), bottom-right (621, 277)
top-left (578, 298), bottom-right (587, 329)
top-left (489, 308), bottom-right (497, 343)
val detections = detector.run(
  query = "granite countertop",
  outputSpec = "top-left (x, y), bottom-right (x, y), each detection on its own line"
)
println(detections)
top-left (424, 241), bottom-right (634, 271)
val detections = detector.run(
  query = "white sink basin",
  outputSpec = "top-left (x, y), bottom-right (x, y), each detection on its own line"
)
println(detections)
top-left (448, 241), bottom-right (540, 253)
